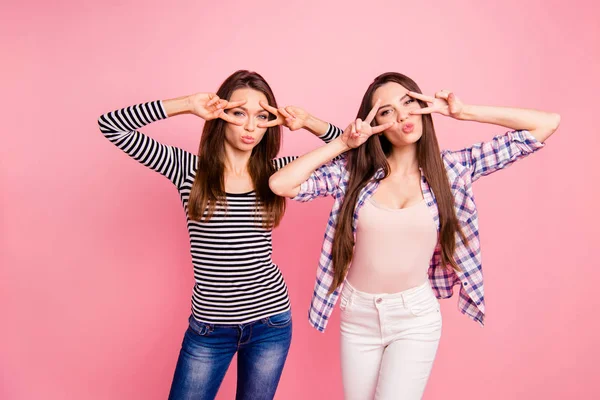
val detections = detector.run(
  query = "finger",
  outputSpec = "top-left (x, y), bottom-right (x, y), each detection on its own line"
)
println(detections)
top-left (206, 100), bottom-right (222, 113)
top-left (351, 121), bottom-right (357, 137)
top-left (342, 123), bottom-right (354, 136)
top-left (448, 93), bottom-right (460, 114)
top-left (285, 106), bottom-right (298, 119)
top-left (224, 99), bottom-right (247, 109)
top-left (278, 107), bottom-right (294, 119)
top-left (356, 118), bottom-right (362, 132)
top-left (407, 91), bottom-right (435, 103)
top-left (371, 122), bottom-right (395, 135)
top-left (364, 99), bottom-right (381, 125)
top-left (259, 100), bottom-right (279, 115)
top-left (409, 107), bottom-right (436, 115)
top-left (218, 110), bottom-right (244, 125)
top-left (206, 94), bottom-right (220, 107)
top-left (215, 99), bottom-right (228, 110)
top-left (447, 92), bottom-right (455, 105)
top-left (257, 118), bottom-right (282, 128)
top-left (435, 91), bottom-right (449, 100)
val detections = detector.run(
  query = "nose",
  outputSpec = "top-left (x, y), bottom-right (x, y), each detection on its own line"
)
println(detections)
top-left (397, 111), bottom-right (410, 122)
top-left (245, 118), bottom-right (255, 132)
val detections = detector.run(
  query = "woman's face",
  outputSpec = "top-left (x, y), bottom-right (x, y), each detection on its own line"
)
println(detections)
top-left (223, 88), bottom-right (270, 152)
top-left (373, 82), bottom-right (424, 147)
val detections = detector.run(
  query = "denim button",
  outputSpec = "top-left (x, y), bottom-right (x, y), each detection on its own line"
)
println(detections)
top-left (376, 298), bottom-right (382, 304)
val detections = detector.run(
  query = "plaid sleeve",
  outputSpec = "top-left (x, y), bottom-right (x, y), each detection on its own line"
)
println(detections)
top-left (448, 130), bottom-right (545, 182)
top-left (291, 155), bottom-right (346, 202)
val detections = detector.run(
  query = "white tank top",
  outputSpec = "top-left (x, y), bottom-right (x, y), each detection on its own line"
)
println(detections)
top-left (346, 197), bottom-right (438, 294)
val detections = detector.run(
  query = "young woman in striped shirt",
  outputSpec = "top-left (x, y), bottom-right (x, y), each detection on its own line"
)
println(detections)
top-left (97, 70), bottom-right (341, 400)
top-left (269, 72), bottom-right (560, 399)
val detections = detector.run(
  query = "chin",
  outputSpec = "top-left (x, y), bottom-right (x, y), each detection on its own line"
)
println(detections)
top-left (227, 142), bottom-right (254, 153)
top-left (238, 143), bottom-right (256, 152)
top-left (385, 132), bottom-right (422, 147)
top-left (405, 134), bottom-right (422, 145)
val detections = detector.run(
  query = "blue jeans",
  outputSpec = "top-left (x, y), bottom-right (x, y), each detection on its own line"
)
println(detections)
top-left (168, 310), bottom-right (292, 400)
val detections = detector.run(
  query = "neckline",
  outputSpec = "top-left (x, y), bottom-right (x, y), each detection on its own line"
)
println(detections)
top-left (368, 197), bottom-right (426, 212)
top-left (225, 191), bottom-right (255, 196)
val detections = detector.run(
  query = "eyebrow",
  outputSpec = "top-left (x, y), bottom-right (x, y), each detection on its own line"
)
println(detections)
top-left (379, 94), bottom-right (410, 110)
top-left (232, 106), bottom-right (268, 113)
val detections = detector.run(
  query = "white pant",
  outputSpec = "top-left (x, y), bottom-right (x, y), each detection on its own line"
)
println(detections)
top-left (339, 280), bottom-right (442, 400)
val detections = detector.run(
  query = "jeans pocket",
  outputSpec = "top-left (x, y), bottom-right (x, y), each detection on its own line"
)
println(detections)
top-left (188, 316), bottom-right (213, 336)
top-left (408, 296), bottom-right (440, 317)
top-left (266, 311), bottom-right (292, 328)
top-left (339, 288), bottom-right (353, 313)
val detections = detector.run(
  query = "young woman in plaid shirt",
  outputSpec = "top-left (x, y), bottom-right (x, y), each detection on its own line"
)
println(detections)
top-left (269, 72), bottom-right (560, 399)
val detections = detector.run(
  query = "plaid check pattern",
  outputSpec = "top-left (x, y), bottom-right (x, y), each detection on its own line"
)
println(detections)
top-left (293, 129), bottom-right (545, 332)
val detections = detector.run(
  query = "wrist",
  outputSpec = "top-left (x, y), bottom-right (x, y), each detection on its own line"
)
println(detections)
top-left (164, 95), bottom-right (194, 117)
top-left (304, 114), bottom-right (329, 136)
top-left (303, 114), bottom-right (318, 133)
top-left (333, 136), bottom-right (351, 153)
top-left (456, 104), bottom-right (474, 121)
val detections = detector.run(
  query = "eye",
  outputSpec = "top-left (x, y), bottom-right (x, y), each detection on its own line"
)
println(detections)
top-left (257, 114), bottom-right (268, 120)
top-left (404, 99), bottom-right (415, 106)
top-left (379, 109), bottom-right (391, 117)
top-left (233, 111), bottom-right (245, 117)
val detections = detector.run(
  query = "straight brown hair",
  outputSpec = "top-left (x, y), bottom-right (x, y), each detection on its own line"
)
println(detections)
top-left (329, 72), bottom-right (466, 293)
top-left (188, 70), bottom-right (285, 229)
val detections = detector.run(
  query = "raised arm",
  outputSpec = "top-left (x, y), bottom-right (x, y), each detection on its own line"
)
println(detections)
top-left (269, 100), bottom-right (393, 198)
top-left (408, 90), bottom-right (559, 181)
top-left (408, 90), bottom-right (560, 142)
top-left (258, 102), bottom-right (343, 143)
top-left (97, 93), bottom-right (245, 187)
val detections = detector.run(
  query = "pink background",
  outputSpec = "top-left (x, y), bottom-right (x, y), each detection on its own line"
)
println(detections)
top-left (2, 0), bottom-right (599, 399)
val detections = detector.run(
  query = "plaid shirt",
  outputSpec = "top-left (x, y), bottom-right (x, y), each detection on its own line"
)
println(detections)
top-left (293, 129), bottom-right (545, 332)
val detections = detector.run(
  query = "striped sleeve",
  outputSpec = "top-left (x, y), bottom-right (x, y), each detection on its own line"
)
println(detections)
top-left (97, 100), bottom-right (197, 188)
top-left (272, 156), bottom-right (298, 171)
top-left (317, 123), bottom-right (343, 143)
top-left (446, 130), bottom-right (545, 183)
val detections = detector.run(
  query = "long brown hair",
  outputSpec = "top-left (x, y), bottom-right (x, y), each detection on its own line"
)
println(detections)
top-left (188, 70), bottom-right (285, 229)
top-left (329, 72), bottom-right (466, 293)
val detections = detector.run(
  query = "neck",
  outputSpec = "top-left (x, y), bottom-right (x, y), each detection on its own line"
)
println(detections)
top-left (387, 143), bottom-right (419, 176)
top-left (223, 142), bottom-right (252, 177)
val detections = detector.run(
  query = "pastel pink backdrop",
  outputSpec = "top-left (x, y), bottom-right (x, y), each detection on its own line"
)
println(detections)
top-left (2, 0), bottom-right (598, 399)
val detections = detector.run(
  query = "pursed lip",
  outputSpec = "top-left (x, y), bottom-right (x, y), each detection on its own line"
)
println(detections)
top-left (402, 123), bottom-right (414, 134)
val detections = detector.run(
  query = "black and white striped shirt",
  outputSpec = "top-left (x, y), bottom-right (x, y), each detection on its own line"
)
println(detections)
top-left (98, 100), bottom-right (341, 324)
